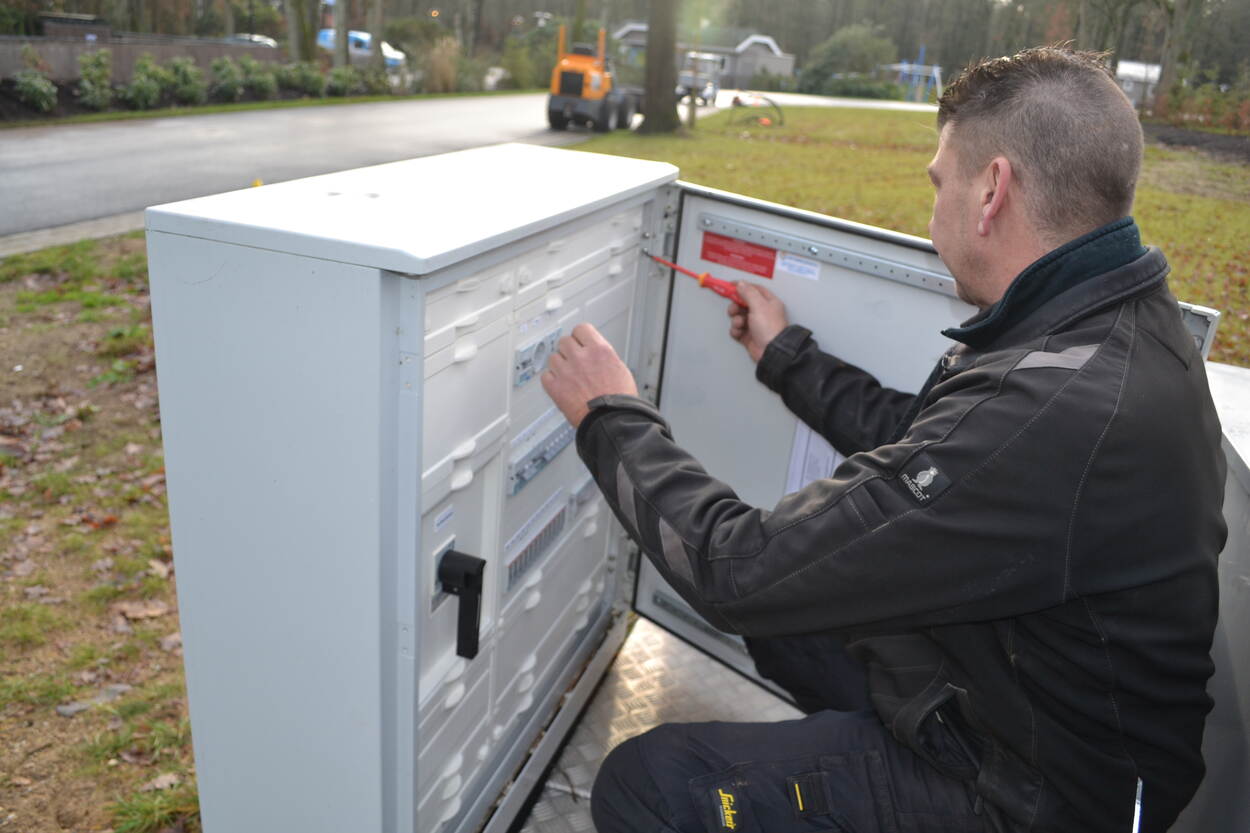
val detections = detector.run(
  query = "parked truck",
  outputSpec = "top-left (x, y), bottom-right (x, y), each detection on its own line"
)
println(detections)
top-left (547, 25), bottom-right (640, 132)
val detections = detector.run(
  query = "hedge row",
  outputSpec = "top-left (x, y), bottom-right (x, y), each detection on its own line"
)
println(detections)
top-left (10, 50), bottom-right (393, 114)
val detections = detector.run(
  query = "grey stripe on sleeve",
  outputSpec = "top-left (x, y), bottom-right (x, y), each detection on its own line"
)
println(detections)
top-left (615, 462), bottom-right (639, 534)
top-left (1016, 344), bottom-right (1098, 371)
top-left (657, 518), bottom-right (695, 585)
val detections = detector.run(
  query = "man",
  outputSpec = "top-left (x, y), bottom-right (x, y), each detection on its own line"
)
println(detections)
top-left (541, 47), bottom-right (1225, 833)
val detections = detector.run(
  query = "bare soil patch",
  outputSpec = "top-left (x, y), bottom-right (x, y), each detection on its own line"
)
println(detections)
top-left (1142, 121), bottom-right (1250, 166)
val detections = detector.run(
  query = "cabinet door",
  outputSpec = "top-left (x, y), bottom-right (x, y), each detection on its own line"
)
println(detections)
top-left (633, 184), bottom-right (974, 694)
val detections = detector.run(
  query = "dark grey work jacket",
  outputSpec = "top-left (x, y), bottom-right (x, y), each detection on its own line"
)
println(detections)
top-left (574, 239), bottom-right (1226, 832)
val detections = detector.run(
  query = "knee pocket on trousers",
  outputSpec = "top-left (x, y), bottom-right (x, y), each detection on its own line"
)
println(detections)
top-left (687, 751), bottom-right (900, 833)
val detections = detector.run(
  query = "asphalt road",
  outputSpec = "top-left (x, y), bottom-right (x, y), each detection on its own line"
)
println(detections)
top-left (0, 90), bottom-right (925, 243)
top-left (0, 92), bottom-right (585, 238)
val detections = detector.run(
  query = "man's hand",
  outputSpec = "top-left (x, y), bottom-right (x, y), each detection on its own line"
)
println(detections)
top-left (542, 323), bottom-right (638, 428)
top-left (728, 281), bottom-right (788, 363)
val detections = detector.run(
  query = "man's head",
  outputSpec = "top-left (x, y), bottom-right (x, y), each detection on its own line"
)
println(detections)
top-left (927, 47), bottom-right (1143, 307)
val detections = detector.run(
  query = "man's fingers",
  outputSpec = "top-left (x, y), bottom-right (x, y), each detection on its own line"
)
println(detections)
top-left (748, 281), bottom-right (778, 302)
top-left (571, 322), bottom-right (605, 347)
top-left (737, 281), bottom-right (760, 304)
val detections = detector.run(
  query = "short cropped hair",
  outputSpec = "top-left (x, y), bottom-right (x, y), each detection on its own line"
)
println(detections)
top-left (937, 47), bottom-right (1143, 244)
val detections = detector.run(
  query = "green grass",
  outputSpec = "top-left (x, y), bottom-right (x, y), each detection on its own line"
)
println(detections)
top-left (83, 716), bottom-right (191, 765)
top-left (0, 671), bottom-right (75, 707)
top-left (0, 238), bottom-right (101, 284)
top-left (110, 783), bottom-right (199, 833)
top-left (29, 469), bottom-right (78, 501)
top-left (81, 584), bottom-right (125, 610)
top-left (97, 324), bottom-right (151, 358)
top-left (577, 107), bottom-right (1250, 366)
top-left (67, 643), bottom-right (103, 670)
top-left (0, 603), bottom-right (70, 651)
top-left (0, 88), bottom-right (545, 130)
top-left (89, 358), bottom-right (138, 388)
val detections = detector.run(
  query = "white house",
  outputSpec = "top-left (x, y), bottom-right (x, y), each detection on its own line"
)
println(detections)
top-left (611, 22), bottom-right (796, 89)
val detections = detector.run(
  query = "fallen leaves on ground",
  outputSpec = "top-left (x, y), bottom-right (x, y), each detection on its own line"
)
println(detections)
top-left (111, 600), bottom-right (170, 621)
top-left (140, 773), bottom-right (181, 792)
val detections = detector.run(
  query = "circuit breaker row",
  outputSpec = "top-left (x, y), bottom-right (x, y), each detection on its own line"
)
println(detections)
top-left (412, 205), bottom-right (644, 829)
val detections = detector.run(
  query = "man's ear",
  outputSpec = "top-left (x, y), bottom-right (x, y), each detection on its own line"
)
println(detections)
top-left (977, 156), bottom-right (1014, 237)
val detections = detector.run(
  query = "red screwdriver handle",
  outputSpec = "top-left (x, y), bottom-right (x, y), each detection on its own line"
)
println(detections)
top-left (645, 252), bottom-right (749, 309)
top-left (698, 274), bottom-right (747, 308)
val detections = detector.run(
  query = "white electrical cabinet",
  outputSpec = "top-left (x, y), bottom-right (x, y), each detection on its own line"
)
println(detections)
top-left (146, 143), bottom-right (1237, 833)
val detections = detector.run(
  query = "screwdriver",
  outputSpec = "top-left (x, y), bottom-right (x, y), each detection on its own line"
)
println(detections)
top-left (644, 251), bottom-right (748, 308)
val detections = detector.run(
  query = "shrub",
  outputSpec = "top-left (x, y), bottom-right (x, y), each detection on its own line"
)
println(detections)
top-left (209, 56), bottom-right (244, 102)
top-left (800, 24), bottom-right (896, 94)
top-left (121, 74), bottom-right (160, 109)
top-left (360, 67), bottom-right (391, 95)
top-left (748, 69), bottom-right (796, 93)
top-left (166, 56), bottom-right (206, 105)
top-left (77, 49), bottom-right (114, 110)
top-left (276, 61), bottom-right (324, 96)
top-left (499, 36), bottom-right (535, 89)
top-left (455, 53), bottom-right (489, 93)
top-left (237, 55), bottom-right (278, 99)
top-left (20, 43), bottom-right (49, 73)
top-left (814, 77), bottom-right (904, 100)
top-left (122, 54), bottom-right (170, 109)
top-left (14, 68), bottom-right (57, 112)
top-left (423, 37), bottom-right (459, 93)
top-left (325, 65), bottom-right (364, 96)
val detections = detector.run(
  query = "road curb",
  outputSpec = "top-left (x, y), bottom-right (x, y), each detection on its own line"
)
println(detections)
top-left (0, 212), bottom-right (146, 258)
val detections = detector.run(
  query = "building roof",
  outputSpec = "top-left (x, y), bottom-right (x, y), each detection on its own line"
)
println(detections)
top-left (1116, 60), bottom-right (1160, 83)
top-left (611, 21), bottom-right (788, 56)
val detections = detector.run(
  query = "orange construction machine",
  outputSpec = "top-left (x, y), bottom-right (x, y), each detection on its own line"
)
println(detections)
top-left (547, 25), bottom-right (640, 132)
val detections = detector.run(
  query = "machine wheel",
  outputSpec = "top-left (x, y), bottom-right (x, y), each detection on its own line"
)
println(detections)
top-left (616, 96), bottom-right (637, 130)
top-left (547, 109), bottom-right (568, 131)
top-left (593, 98), bottom-right (619, 132)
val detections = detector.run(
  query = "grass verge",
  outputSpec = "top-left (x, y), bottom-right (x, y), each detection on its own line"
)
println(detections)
top-left (1, 232), bottom-right (195, 832)
top-left (577, 107), bottom-right (1250, 366)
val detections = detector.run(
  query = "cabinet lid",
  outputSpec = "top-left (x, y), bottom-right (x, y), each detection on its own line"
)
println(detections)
top-left (144, 143), bottom-right (678, 275)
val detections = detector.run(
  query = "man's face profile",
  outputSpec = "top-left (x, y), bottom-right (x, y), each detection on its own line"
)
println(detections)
top-left (927, 125), bottom-right (979, 307)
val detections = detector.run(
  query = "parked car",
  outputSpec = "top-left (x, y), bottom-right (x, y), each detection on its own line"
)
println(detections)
top-left (316, 29), bottom-right (406, 70)
top-left (224, 33), bottom-right (278, 48)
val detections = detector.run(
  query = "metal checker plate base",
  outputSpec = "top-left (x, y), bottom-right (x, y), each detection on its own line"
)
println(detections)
top-left (519, 617), bottom-right (802, 833)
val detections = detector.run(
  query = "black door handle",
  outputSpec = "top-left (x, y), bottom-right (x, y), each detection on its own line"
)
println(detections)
top-left (437, 550), bottom-right (486, 660)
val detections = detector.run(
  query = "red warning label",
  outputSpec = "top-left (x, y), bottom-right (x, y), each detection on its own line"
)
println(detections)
top-left (700, 231), bottom-right (776, 278)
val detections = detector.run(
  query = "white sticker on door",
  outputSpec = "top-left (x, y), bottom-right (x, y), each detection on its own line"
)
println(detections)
top-left (776, 252), bottom-right (821, 282)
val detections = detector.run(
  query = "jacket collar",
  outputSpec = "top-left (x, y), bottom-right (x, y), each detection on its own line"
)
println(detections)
top-left (943, 218), bottom-right (1157, 350)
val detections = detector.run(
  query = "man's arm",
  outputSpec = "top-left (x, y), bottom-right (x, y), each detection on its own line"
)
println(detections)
top-left (731, 283), bottom-right (918, 455)
top-left (543, 323), bottom-right (1082, 638)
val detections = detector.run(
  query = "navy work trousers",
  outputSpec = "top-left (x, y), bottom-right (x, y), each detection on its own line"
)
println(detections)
top-left (590, 630), bottom-right (1006, 833)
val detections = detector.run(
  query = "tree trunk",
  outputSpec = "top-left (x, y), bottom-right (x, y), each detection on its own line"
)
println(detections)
top-left (306, 0), bottom-right (320, 61)
top-left (1155, 0), bottom-right (1191, 112)
top-left (367, 0), bottom-right (384, 72)
top-left (469, 0), bottom-right (486, 55)
top-left (640, 0), bottom-right (680, 133)
top-left (334, 0), bottom-right (349, 67)
top-left (283, 0), bottom-right (302, 60)
top-left (572, 0), bottom-right (588, 44)
top-left (223, 0), bottom-right (235, 36)
top-left (1077, 0), bottom-right (1093, 48)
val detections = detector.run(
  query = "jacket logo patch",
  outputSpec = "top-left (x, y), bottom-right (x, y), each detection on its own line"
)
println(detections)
top-left (898, 455), bottom-right (951, 504)
top-left (716, 787), bottom-right (739, 830)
